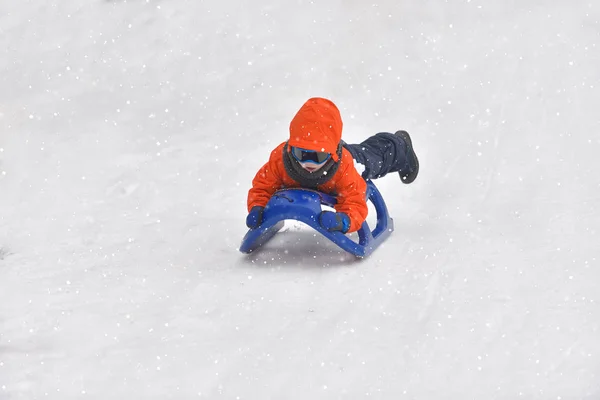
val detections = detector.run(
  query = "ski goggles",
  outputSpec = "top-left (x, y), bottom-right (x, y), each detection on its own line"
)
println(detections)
top-left (291, 146), bottom-right (331, 165)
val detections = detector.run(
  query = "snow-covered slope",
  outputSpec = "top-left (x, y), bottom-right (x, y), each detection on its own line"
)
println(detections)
top-left (1, 1), bottom-right (599, 398)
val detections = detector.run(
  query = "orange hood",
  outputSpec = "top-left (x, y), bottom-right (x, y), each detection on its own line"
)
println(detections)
top-left (288, 97), bottom-right (343, 161)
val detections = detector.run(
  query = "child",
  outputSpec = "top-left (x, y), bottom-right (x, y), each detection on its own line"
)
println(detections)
top-left (246, 97), bottom-right (419, 234)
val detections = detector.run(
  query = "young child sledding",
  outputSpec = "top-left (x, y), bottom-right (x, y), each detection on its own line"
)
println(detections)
top-left (246, 97), bottom-right (419, 234)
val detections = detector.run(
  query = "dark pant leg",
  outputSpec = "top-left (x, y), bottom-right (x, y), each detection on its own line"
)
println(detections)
top-left (343, 132), bottom-right (410, 180)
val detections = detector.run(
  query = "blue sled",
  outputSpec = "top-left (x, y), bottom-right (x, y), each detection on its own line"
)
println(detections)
top-left (239, 180), bottom-right (393, 258)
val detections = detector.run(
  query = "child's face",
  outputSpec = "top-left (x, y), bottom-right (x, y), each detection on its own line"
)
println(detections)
top-left (291, 147), bottom-right (331, 173)
top-left (299, 161), bottom-right (327, 173)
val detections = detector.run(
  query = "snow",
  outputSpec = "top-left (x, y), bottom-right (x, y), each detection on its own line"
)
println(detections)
top-left (1, 1), bottom-right (599, 399)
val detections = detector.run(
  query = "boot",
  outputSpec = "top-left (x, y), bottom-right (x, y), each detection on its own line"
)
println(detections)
top-left (395, 130), bottom-right (419, 184)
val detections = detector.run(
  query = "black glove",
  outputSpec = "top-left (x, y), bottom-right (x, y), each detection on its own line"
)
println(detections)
top-left (319, 211), bottom-right (350, 233)
top-left (246, 206), bottom-right (265, 229)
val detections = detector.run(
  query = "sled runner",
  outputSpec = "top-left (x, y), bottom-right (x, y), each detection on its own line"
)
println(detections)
top-left (239, 180), bottom-right (393, 258)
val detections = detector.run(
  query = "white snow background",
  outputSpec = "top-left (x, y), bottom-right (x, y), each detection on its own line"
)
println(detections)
top-left (1, 1), bottom-right (599, 399)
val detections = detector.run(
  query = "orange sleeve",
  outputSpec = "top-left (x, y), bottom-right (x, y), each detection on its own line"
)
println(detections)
top-left (247, 144), bottom-right (285, 211)
top-left (333, 158), bottom-right (368, 233)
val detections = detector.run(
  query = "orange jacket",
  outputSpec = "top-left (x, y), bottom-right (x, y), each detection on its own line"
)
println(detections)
top-left (247, 98), bottom-right (368, 233)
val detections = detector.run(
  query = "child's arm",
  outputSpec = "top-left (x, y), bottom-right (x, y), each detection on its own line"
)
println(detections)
top-left (247, 146), bottom-right (284, 211)
top-left (333, 161), bottom-right (368, 233)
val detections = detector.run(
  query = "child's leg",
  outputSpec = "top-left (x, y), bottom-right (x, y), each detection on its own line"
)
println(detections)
top-left (344, 131), bottom-right (418, 181)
